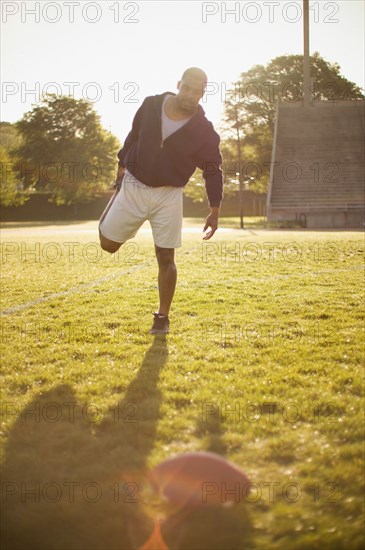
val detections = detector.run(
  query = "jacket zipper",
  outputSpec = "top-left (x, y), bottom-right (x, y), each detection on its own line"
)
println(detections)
top-left (159, 94), bottom-right (199, 150)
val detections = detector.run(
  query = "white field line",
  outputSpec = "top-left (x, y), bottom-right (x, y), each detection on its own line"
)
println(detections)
top-left (1, 264), bottom-right (146, 316)
top-left (1, 265), bottom-right (364, 317)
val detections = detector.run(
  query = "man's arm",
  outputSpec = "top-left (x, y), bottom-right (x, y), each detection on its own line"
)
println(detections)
top-left (114, 98), bottom-right (147, 190)
top-left (196, 130), bottom-right (223, 240)
top-left (113, 165), bottom-right (125, 191)
top-left (117, 97), bottom-right (147, 169)
top-left (203, 206), bottom-right (220, 240)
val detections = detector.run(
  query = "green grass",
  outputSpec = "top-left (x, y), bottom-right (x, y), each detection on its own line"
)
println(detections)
top-left (1, 220), bottom-right (364, 549)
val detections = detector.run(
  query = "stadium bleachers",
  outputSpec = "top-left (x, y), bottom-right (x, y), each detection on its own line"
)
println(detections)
top-left (267, 100), bottom-right (365, 227)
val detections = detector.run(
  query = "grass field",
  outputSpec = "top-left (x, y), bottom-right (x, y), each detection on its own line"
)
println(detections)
top-left (1, 219), bottom-right (364, 550)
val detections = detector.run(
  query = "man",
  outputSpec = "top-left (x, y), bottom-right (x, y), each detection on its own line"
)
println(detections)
top-left (99, 67), bottom-right (223, 334)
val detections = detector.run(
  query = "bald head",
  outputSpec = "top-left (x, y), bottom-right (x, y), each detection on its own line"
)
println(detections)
top-left (180, 67), bottom-right (208, 84)
top-left (176, 67), bottom-right (208, 115)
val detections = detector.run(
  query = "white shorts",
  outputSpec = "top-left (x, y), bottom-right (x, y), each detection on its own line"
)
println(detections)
top-left (99, 171), bottom-right (183, 248)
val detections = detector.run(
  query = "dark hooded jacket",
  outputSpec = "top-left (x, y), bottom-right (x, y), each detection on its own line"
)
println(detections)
top-left (117, 92), bottom-right (223, 207)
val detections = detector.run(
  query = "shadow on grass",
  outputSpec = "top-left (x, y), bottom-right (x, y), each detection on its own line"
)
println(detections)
top-left (2, 335), bottom-right (255, 549)
top-left (194, 406), bottom-right (228, 456)
top-left (1, 336), bottom-right (167, 550)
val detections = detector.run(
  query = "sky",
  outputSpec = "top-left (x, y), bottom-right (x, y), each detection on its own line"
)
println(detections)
top-left (1, 0), bottom-right (364, 143)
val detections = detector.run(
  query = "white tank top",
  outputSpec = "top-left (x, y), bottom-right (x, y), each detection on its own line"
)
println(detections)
top-left (161, 94), bottom-right (192, 141)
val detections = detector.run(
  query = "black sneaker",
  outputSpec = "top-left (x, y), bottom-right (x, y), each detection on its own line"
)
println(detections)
top-left (150, 313), bottom-right (170, 335)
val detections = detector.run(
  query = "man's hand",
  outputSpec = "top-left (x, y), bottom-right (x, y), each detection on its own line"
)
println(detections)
top-left (203, 207), bottom-right (220, 240)
top-left (114, 165), bottom-right (125, 191)
top-left (115, 165), bottom-right (125, 183)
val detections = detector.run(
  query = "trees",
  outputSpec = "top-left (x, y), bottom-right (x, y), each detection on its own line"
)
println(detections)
top-left (0, 145), bottom-right (27, 207)
top-left (0, 122), bottom-right (21, 153)
top-left (0, 123), bottom-right (26, 207)
top-left (14, 95), bottom-right (120, 205)
top-left (220, 52), bottom-right (364, 194)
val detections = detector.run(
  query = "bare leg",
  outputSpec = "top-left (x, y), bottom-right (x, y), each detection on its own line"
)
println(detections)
top-left (99, 230), bottom-right (124, 254)
top-left (154, 245), bottom-right (177, 316)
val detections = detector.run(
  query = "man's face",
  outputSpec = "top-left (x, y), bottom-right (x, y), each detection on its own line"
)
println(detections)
top-left (176, 75), bottom-right (206, 114)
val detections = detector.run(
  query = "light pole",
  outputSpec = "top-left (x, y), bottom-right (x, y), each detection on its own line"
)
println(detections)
top-left (233, 103), bottom-right (244, 229)
top-left (303, 0), bottom-right (310, 106)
